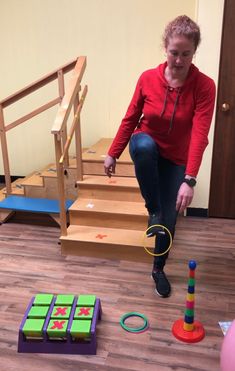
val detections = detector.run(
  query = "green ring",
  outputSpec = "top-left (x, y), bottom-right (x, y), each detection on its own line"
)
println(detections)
top-left (120, 312), bottom-right (149, 333)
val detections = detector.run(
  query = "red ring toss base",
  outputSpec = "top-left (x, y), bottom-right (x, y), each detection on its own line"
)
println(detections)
top-left (172, 319), bottom-right (205, 343)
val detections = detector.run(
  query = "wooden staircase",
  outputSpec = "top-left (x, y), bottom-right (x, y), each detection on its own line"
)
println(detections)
top-left (60, 138), bottom-right (154, 262)
top-left (0, 58), bottom-right (153, 262)
top-left (0, 138), bottom-right (153, 262)
top-left (0, 138), bottom-right (135, 202)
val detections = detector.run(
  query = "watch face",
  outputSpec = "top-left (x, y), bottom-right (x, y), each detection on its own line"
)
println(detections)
top-left (185, 178), bottom-right (196, 187)
top-left (191, 179), bottom-right (196, 186)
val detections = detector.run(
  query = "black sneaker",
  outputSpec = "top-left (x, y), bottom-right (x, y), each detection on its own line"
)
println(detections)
top-left (152, 270), bottom-right (171, 297)
top-left (147, 213), bottom-right (165, 237)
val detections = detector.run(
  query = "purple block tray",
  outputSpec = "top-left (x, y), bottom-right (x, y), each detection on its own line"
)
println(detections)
top-left (17, 296), bottom-right (102, 355)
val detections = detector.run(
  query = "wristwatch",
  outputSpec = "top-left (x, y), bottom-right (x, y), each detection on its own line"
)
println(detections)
top-left (183, 177), bottom-right (197, 187)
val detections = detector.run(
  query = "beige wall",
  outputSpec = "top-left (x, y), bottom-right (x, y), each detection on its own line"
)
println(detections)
top-left (0, 0), bottom-right (224, 208)
top-left (193, 0), bottom-right (224, 207)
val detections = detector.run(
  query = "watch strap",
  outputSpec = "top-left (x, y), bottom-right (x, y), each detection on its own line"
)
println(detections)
top-left (183, 177), bottom-right (197, 187)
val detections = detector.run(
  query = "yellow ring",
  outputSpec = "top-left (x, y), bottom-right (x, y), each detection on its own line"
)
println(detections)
top-left (142, 224), bottom-right (173, 257)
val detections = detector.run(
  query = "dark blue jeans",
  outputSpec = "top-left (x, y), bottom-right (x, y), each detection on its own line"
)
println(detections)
top-left (129, 133), bottom-right (185, 270)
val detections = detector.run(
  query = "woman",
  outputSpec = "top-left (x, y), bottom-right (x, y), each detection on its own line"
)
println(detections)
top-left (104, 15), bottom-right (216, 297)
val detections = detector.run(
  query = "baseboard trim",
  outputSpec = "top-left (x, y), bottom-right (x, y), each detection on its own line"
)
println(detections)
top-left (186, 208), bottom-right (208, 217)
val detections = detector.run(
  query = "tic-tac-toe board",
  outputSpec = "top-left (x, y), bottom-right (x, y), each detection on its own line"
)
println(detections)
top-left (18, 293), bottom-right (102, 354)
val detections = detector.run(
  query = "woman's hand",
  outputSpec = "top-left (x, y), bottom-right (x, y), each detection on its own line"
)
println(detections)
top-left (176, 182), bottom-right (194, 213)
top-left (104, 155), bottom-right (116, 177)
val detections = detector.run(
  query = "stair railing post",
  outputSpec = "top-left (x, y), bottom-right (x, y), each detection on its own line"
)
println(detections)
top-left (57, 69), bottom-right (65, 102)
top-left (54, 133), bottom-right (67, 236)
top-left (0, 104), bottom-right (12, 195)
top-left (73, 91), bottom-right (83, 181)
top-left (57, 69), bottom-right (69, 169)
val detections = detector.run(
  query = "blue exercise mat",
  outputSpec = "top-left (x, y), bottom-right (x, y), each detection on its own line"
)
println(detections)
top-left (0, 196), bottom-right (73, 214)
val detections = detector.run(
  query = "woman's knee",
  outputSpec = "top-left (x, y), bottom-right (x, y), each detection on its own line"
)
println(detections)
top-left (130, 133), bottom-right (158, 157)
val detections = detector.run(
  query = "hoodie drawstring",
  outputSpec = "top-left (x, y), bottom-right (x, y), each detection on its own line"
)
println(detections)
top-left (168, 87), bottom-right (181, 133)
top-left (160, 86), bottom-right (170, 118)
top-left (160, 86), bottom-right (181, 134)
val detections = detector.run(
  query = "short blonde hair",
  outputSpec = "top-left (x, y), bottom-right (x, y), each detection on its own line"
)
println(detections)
top-left (163, 15), bottom-right (201, 51)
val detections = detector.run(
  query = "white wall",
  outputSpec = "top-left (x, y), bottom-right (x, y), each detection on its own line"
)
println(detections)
top-left (0, 0), bottom-right (224, 208)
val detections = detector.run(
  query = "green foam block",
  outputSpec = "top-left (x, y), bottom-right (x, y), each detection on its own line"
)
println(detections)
top-left (51, 306), bottom-right (71, 319)
top-left (77, 295), bottom-right (96, 307)
top-left (74, 306), bottom-right (94, 319)
top-left (23, 319), bottom-right (45, 337)
top-left (70, 320), bottom-right (91, 339)
top-left (47, 319), bottom-right (68, 338)
top-left (28, 305), bottom-right (49, 318)
top-left (55, 294), bottom-right (75, 306)
top-left (34, 293), bottom-right (54, 306)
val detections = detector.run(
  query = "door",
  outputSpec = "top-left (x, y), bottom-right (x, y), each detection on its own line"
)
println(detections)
top-left (209, 0), bottom-right (235, 218)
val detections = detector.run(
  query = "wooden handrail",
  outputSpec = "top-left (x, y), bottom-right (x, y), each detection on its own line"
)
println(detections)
top-left (0, 55), bottom-right (87, 236)
top-left (0, 59), bottom-right (77, 108)
top-left (51, 56), bottom-right (87, 135)
top-left (59, 85), bottom-right (88, 164)
top-left (52, 56), bottom-right (88, 236)
top-left (0, 104), bottom-right (11, 193)
top-left (0, 58), bottom-right (78, 199)
top-left (5, 97), bottom-right (61, 131)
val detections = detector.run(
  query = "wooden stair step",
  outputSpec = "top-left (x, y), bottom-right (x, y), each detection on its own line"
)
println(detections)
top-left (21, 163), bottom-right (56, 182)
top-left (69, 198), bottom-right (148, 229)
top-left (2, 163), bottom-right (61, 200)
top-left (77, 175), bottom-right (138, 187)
top-left (60, 224), bottom-right (154, 262)
top-left (0, 188), bottom-right (6, 201)
top-left (19, 170), bottom-right (49, 199)
top-left (81, 138), bottom-right (134, 176)
top-left (82, 161), bottom-right (134, 177)
top-left (2, 178), bottom-right (25, 196)
top-left (70, 197), bottom-right (146, 214)
top-left (40, 166), bottom-right (57, 178)
top-left (39, 158), bottom-right (78, 176)
top-left (82, 138), bottom-right (132, 163)
top-left (20, 172), bottom-right (44, 187)
top-left (40, 157), bottom-right (78, 176)
top-left (76, 175), bottom-right (142, 201)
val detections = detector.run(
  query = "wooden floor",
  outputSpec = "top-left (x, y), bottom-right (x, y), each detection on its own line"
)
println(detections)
top-left (0, 212), bottom-right (234, 371)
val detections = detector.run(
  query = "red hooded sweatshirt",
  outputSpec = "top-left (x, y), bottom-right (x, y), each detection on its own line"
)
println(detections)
top-left (108, 62), bottom-right (216, 177)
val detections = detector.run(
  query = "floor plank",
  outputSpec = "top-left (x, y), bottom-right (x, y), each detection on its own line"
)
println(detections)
top-left (0, 214), bottom-right (234, 370)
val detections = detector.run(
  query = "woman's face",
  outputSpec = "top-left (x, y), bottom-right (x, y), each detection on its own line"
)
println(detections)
top-left (165, 34), bottom-right (195, 79)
